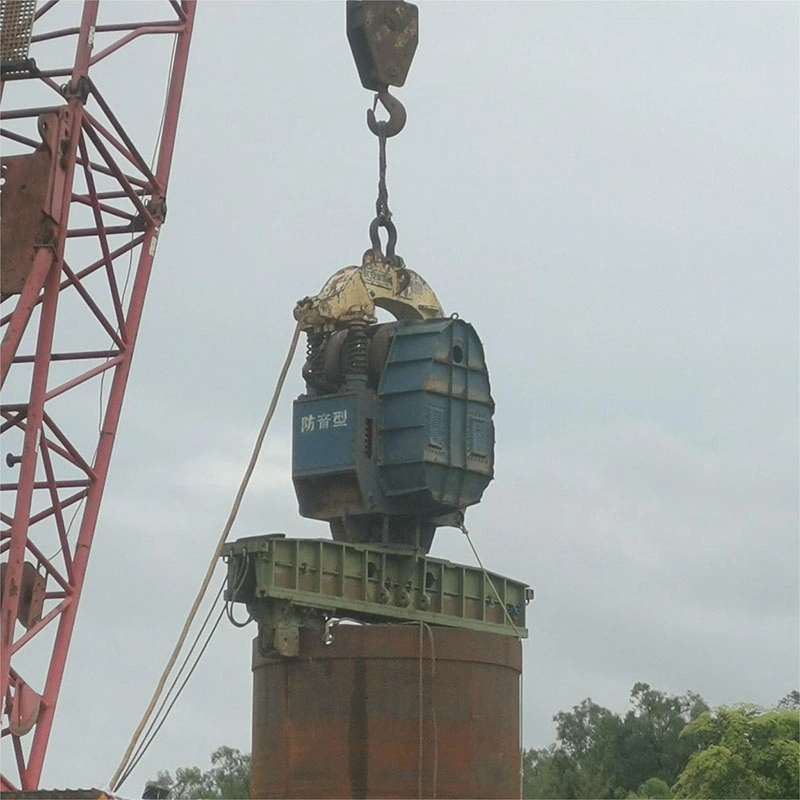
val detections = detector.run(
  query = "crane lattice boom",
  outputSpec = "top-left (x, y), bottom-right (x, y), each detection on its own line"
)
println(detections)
top-left (0, 0), bottom-right (195, 789)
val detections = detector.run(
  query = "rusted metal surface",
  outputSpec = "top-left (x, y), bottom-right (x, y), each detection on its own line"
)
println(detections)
top-left (0, 561), bottom-right (46, 630)
top-left (8, 679), bottom-right (41, 736)
top-left (251, 624), bottom-right (522, 799)
top-left (346, 0), bottom-right (418, 92)
top-left (0, 0), bottom-right (36, 68)
top-left (0, 111), bottom-right (68, 294)
top-left (293, 251), bottom-right (443, 333)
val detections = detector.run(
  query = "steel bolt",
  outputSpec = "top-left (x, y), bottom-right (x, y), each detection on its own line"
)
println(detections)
top-left (5, 453), bottom-right (22, 468)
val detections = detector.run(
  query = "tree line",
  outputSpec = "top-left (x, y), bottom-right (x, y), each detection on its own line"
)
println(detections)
top-left (523, 684), bottom-right (799, 799)
top-left (147, 684), bottom-right (800, 799)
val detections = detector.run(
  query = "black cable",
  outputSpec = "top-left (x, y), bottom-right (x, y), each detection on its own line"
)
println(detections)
top-left (117, 558), bottom-right (254, 788)
top-left (116, 604), bottom-right (226, 789)
top-left (123, 579), bottom-right (226, 774)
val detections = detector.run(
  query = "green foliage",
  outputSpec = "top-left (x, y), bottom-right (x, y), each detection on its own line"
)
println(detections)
top-left (147, 746), bottom-right (250, 800)
top-left (149, 689), bottom-right (799, 800)
top-left (523, 683), bottom-right (708, 799)
top-left (523, 742), bottom-right (583, 799)
top-left (614, 682), bottom-right (708, 793)
top-left (672, 705), bottom-right (800, 799)
top-left (626, 777), bottom-right (672, 798)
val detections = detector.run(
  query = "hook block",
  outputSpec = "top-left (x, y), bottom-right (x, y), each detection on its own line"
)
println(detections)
top-left (346, 0), bottom-right (419, 91)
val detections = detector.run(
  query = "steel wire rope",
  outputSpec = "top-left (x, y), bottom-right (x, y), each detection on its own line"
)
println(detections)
top-left (418, 620), bottom-right (424, 799)
top-left (458, 518), bottom-right (526, 795)
top-left (423, 621), bottom-right (439, 800)
top-left (121, 553), bottom-right (251, 778)
top-left (118, 603), bottom-right (226, 788)
top-left (394, 620), bottom-right (438, 799)
top-left (116, 553), bottom-right (251, 788)
top-left (457, 519), bottom-right (522, 638)
top-left (150, 32), bottom-right (178, 174)
top-left (416, 621), bottom-right (438, 800)
top-left (116, 578), bottom-right (226, 787)
top-left (519, 662), bottom-right (525, 797)
top-left (109, 321), bottom-right (302, 792)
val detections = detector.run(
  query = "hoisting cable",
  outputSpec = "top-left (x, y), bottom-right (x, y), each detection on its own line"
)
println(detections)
top-left (458, 517), bottom-right (526, 797)
top-left (457, 517), bottom-right (523, 639)
top-left (417, 620), bottom-right (440, 800)
top-left (115, 578), bottom-right (226, 788)
top-left (117, 553), bottom-right (252, 788)
top-left (121, 606), bottom-right (225, 785)
top-left (395, 618), bottom-right (439, 799)
top-left (109, 322), bottom-right (302, 792)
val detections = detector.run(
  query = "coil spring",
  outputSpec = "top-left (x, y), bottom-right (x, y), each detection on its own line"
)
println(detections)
top-left (345, 322), bottom-right (369, 378)
top-left (303, 332), bottom-right (326, 387)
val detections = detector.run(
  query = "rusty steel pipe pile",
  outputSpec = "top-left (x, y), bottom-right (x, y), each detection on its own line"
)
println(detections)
top-left (251, 625), bottom-right (522, 799)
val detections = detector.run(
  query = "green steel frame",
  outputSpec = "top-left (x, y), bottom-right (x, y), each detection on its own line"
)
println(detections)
top-left (223, 535), bottom-right (529, 656)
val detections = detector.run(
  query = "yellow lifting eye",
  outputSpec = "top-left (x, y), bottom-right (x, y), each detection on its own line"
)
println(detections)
top-left (294, 249), bottom-right (443, 333)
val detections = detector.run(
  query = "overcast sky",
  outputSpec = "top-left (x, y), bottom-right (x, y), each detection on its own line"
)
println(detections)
top-left (3, 0), bottom-right (798, 793)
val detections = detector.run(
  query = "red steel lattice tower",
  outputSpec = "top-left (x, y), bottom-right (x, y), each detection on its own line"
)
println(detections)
top-left (0, 0), bottom-right (196, 789)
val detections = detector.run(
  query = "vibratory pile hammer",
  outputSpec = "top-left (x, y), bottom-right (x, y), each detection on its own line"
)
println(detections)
top-left (291, 2), bottom-right (494, 556)
top-left (223, 0), bottom-right (529, 653)
top-left (293, 257), bottom-right (494, 555)
top-left (222, 3), bottom-right (530, 797)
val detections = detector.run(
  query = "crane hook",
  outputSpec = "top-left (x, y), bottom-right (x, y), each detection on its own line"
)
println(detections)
top-left (367, 88), bottom-right (407, 138)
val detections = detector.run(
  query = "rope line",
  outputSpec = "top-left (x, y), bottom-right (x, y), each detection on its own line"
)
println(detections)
top-left (423, 621), bottom-right (438, 800)
top-left (406, 620), bottom-right (438, 799)
top-left (417, 621), bottom-right (424, 800)
top-left (116, 581), bottom-right (226, 788)
top-left (459, 519), bottom-right (525, 797)
top-left (109, 322), bottom-right (301, 791)
top-left (459, 520), bottom-right (523, 638)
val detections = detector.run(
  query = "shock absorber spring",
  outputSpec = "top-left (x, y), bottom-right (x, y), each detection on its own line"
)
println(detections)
top-left (345, 321), bottom-right (369, 384)
top-left (302, 332), bottom-right (327, 391)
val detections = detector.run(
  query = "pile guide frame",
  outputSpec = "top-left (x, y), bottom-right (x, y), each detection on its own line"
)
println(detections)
top-left (224, 535), bottom-right (530, 658)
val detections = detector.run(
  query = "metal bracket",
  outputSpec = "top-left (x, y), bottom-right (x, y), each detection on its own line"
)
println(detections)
top-left (255, 599), bottom-right (325, 658)
top-left (0, 109), bottom-right (71, 294)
